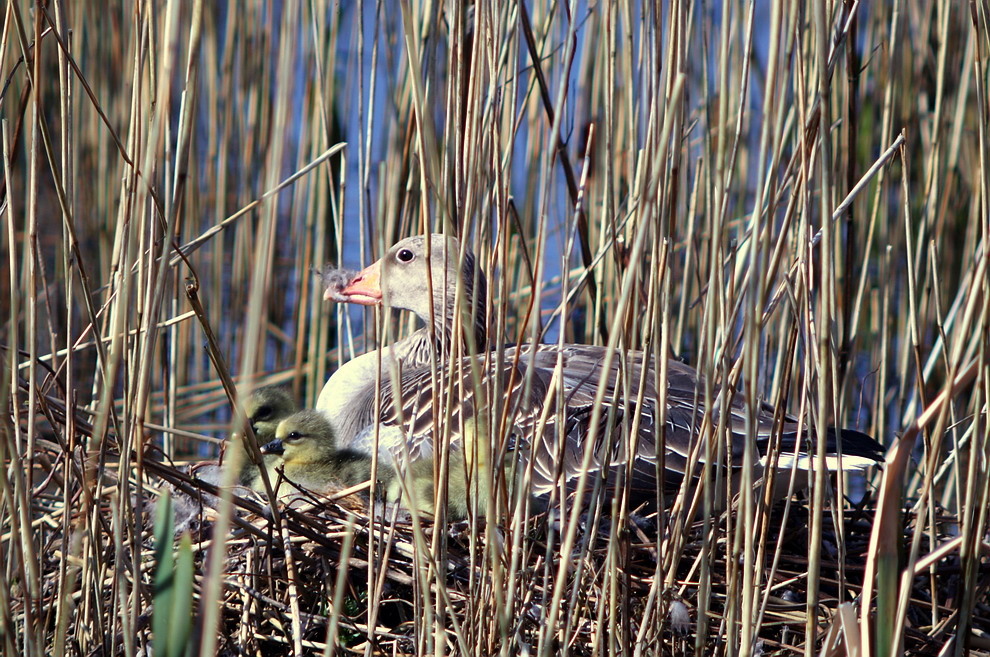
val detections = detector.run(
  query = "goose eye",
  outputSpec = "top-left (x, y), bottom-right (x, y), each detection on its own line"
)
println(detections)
top-left (286, 431), bottom-right (302, 442)
top-left (254, 405), bottom-right (272, 420)
top-left (396, 248), bottom-right (415, 263)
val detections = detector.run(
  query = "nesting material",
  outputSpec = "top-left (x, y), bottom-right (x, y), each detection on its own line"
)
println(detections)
top-left (121, 457), bottom-right (990, 655)
top-left (17, 391), bottom-right (990, 657)
top-left (316, 265), bottom-right (360, 302)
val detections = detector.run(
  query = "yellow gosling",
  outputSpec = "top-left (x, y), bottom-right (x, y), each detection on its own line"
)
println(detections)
top-left (260, 410), bottom-right (396, 504)
top-left (263, 410), bottom-right (465, 518)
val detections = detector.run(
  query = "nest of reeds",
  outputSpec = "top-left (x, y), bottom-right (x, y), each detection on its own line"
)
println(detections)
top-left (9, 384), bottom-right (990, 656)
top-left (118, 457), bottom-right (990, 656)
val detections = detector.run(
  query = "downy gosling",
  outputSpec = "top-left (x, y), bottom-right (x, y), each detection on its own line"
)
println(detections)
top-left (260, 410), bottom-right (446, 517)
top-left (226, 386), bottom-right (298, 489)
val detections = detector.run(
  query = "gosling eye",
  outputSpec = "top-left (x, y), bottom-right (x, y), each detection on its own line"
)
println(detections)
top-left (396, 248), bottom-right (415, 263)
top-left (254, 405), bottom-right (272, 420)
top-left (285, 431), bottom-right (303, 442)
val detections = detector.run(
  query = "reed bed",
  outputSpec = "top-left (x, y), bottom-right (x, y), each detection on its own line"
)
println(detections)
top-left (2, 1), bottom-right (989, 655)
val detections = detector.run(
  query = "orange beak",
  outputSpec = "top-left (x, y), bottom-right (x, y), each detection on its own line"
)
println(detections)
top-left (337, 261), bottom-right (383, 305)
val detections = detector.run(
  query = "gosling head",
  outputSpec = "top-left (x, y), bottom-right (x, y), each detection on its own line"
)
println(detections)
top-left (242, 386), bottom-right (298, 441)
top-left (261, 410), bottom-right (337, 467)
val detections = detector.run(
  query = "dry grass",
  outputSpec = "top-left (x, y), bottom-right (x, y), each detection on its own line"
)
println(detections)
top-left (1, 1), bottom-right (989, 656)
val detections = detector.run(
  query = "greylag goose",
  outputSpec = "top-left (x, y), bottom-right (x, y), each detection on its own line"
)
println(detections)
top-left (332, 234), bottom-right (885, 511)
top-left (259, 410), bottom-right (438, 514)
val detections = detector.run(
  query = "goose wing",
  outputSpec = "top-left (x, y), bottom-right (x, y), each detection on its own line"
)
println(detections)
top-left (356, 344), bottom-right (671, 502)
top-left (360, 345), bottom-right (554, 463)
top-left (349, 344), bottom-right (883, 505)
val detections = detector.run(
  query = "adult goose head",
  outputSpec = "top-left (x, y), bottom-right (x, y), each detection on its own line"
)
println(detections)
top-left (315, 235), bottom-right (487, 443)
top-left (338, 234), bottom-right (488, 356)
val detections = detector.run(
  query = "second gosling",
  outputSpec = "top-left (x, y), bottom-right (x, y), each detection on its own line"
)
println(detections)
top-left (194, 386), bottom-right (298, 490)
top-left (228, 386), bottom-right (299, 488)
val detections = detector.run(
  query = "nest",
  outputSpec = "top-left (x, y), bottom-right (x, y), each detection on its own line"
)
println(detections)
top-left (13, 389), bottom-right (990, 656)
top-left (144, 462), bottom-right (990, 656)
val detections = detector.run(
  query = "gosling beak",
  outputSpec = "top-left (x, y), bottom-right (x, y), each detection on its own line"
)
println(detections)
top-left (336, 262), bottom-right (382, 305)
top-left (260, 439), bottom-right (285, 456)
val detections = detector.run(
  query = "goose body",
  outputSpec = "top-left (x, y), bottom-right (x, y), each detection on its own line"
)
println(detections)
top-left (327, 234), bottom-right (885, 512)
top-left (315, 332), bottom-right (434, 443)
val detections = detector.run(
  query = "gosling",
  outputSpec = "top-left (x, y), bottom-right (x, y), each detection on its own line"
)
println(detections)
top-left (260, 410), bottom-right (439, 515)
top-left (226, 386), bottom-right (298, 489)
